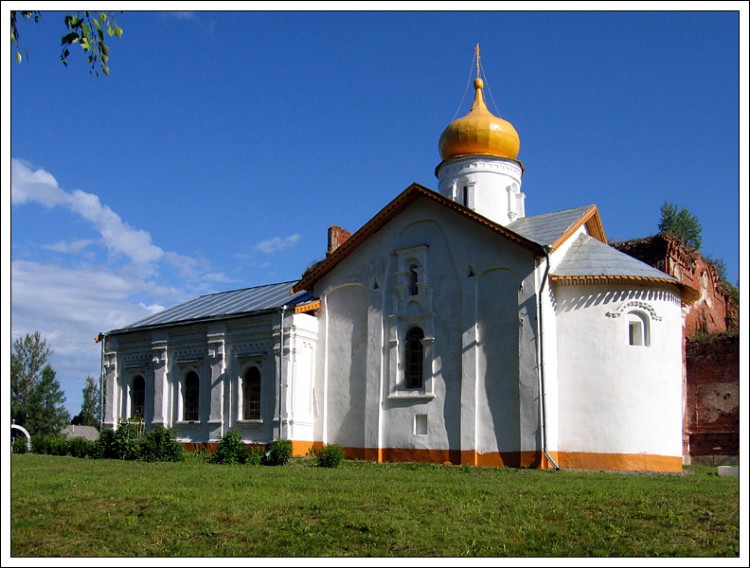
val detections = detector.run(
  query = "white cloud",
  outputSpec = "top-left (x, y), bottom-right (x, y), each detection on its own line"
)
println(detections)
top-left (171, 12), bottom-right (199, 21)
top-left (11, 260), bottom-right (167, 415)
top-left (165, 11), bottom-right (216, 34)
top-left (140, 303), bottom-right (166, 315)
top-left (11, 159), bottom-right (68, 207)
top-left (9, 159), bottom-right (223, 415)
top-left (44, 239), bottom-right (95, 254)
top-left (12, 159), bottom-right (164, 266)
top-left (68, 188), bottom-right (164, 265)
top-left (253, 234), bottom-right (301, 254)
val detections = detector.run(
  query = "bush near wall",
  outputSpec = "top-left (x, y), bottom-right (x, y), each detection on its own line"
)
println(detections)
top-left (264, 439), bottom-right (292, 466)
top-left (210, 430), bottom-right (248, 465)
top-left (28, 422), bottom-right (183, 463)
top-left (12, 437), bottom-right (28, 454)
top-left (316, 444), bottom-right (345, 468)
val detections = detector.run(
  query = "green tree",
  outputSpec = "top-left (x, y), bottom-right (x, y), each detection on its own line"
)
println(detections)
top-left (25, 365), bottom-right (71, 437)
top-left (11, 10), bottom-right (123, 76)
top-left (658, 201), bottom-right (703, 250)
top-left (11, 331), bottom-right (53, 427)
top-left (72, 375), bottom-right (101, 427)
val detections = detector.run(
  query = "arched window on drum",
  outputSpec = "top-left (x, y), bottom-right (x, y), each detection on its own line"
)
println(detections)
top-left (627, 311), bottom-right (650, 347)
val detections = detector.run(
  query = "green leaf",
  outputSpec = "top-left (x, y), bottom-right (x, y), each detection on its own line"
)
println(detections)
top-left (107, 26), bottom-right (115, 37)
top-left (115, 26), bottom-right (123, 39)
top-left (92, 18), bottom-right (101, 31)
top-left (16, 52), bottom-right (22, 64)
top-left (103, 65), bottom-right (109, 76)
top-left (98, 12), bottom-right (107, 23)
top-left (61, 32), bottom-right (79, 46)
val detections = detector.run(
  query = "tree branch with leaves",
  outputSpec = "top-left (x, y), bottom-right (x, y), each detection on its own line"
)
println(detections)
top-left (11, 10), bottom-right (123, 76)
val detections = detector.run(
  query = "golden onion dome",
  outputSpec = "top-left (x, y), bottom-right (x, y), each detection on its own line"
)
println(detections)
top-left (438, 78), bottom-right (520, 161)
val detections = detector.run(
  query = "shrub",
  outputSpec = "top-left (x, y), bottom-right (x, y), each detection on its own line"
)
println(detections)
top-left (211, 430), bottom-right (248, 465)
top-left (94, 428), bottom-right (118, 459)
top-left (140, 425), bottom-right (183, 462)
top-left (94, 421), bottom-right (143, 460)
top-left (140, 426), bottom-right (180, 462)
top-left (246, 445), bottom-right (265, 465)
top-left (30, 434), bottom-right (48, 455)
top-left (316, 443), bottom-right (345, 468)
top-left (31, 435), bottom-right (70, 456)
top-left (113, 421), bottom-right (143, 460)
top-left (12, 437), bottom-right (29, 454)
top-left (68, 437), bottom-right (96, 458)
top-left (263, 438), bottom-right (292, 466)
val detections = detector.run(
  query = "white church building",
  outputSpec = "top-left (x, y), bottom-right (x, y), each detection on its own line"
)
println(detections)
top-left (102, 71), bottom-right (696, 472)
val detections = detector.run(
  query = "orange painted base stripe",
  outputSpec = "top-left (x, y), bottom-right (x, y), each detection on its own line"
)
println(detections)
top-left (179, 442), bottom-right (682, 473)
top-left (291, 440), bottom-right (321, 456)
top-left (557, 451), bottom-right (683, 473)
top-left (315, 445), bottom-right (681, 472)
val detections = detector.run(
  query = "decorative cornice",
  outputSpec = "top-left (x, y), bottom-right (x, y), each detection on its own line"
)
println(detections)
top-left (294, 300), bottom-right (321, 314)
top-left (606, 300), bottom-right (663, 321)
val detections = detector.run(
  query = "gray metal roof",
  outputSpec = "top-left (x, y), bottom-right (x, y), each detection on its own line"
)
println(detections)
top-left (553, 233), bottom-right (679, 281)
top-left (508, 205), bottom-right (595, 247)
top-left (59, 425), bottom-right (100, 441)
top-left (110, 280), bottom-right (313, 333)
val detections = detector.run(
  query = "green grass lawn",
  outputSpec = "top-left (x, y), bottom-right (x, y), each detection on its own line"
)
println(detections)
top-left (10, 453), bottom-right (739, 557)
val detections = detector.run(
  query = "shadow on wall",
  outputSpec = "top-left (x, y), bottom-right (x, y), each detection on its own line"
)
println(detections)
top-left (555, 287), bottom-right (680, 314)
top-left (478, 267), bottom-right (522, 462)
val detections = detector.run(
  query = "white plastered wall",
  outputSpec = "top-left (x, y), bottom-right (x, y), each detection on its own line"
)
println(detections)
top-left (553, 283), bottom-right (684, 458)
top-left (313, 196), bottom-right (540, 458)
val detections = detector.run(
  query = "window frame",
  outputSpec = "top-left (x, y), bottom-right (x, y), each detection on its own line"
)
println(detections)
top-left (626, 311), bottom-right (651, 347)
top-left (242, 366), bottom-right (262, 421)
top-left (182, 370), bottom-right (200, 422)
top-left (130, 374), bottom-right (145, 420)
top-left (404, 326), bottom-right (425, 389)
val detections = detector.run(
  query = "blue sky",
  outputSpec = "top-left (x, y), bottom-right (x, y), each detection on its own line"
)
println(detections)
top-left (5, 5), bottom-right (747, 418)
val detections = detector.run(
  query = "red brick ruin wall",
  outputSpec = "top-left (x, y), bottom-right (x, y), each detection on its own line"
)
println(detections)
top-left (684, 333), bottom-right (739, 464)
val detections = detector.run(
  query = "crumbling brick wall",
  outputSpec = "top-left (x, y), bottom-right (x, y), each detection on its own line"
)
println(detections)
top-left (683, 332), bottom-right (739, 465)
top-left (612, 234), bottom-right (736, 336)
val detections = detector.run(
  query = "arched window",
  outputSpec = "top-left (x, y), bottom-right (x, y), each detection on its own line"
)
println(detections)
top-left (131, 375), bottom-right (145, 419)
top-left (627, 312), bottom-right (650, 347)
top-left (183, 371), bottom-right (200, 421)
top-left (405, 327), bottom-right (425, 389)
top-left (243, 367), bottom-right (261, 420)
top-left (409, 263), bottom-right (419, 296)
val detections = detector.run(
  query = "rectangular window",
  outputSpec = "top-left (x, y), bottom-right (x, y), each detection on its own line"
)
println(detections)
top-left (629, 321), bottom-right (643, 346)
top-left (414, 414), bottom-right (428, 436)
